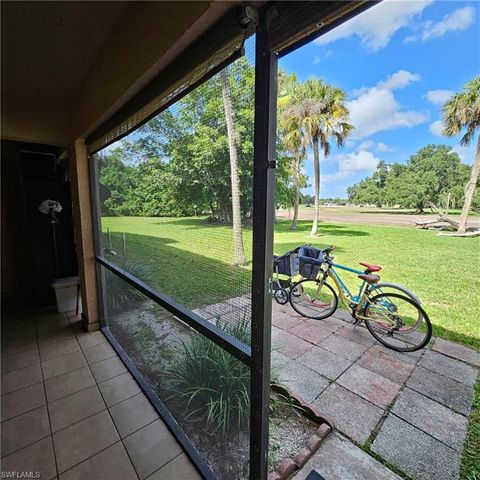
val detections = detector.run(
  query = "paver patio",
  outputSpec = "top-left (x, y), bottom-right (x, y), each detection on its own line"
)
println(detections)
top-left (270, 301), bottom-right (478, 480)
top-left (199, 295), bottom-right (478, 480)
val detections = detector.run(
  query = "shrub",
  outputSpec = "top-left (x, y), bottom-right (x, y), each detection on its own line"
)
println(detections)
top-left (164, 317), bottom-right (250, 434)
top-left (105, 259), bottom-right (151, 313)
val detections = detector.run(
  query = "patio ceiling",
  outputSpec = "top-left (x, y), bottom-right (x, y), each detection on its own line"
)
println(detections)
top-left (1, 1), bottom-right (237, 146)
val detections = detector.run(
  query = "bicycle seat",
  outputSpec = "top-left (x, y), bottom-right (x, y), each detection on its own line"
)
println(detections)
top-left (359, 262), bottom-right (382, 272)
top-left (358, 274), bottom-right (380, 284)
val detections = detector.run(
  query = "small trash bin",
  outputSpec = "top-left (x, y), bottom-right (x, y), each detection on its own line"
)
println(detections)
top-left (52, 276), bottom-right (81, 313)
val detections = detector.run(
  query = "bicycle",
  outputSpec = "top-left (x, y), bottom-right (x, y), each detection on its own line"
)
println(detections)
top-left (286, 245), bottom-right (432, 352)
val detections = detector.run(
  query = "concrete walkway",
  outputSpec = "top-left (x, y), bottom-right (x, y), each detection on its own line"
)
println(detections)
top-left (269, 301), bottom-right (479, 480)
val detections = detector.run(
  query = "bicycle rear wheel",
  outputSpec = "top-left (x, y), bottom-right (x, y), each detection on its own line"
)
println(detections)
top-left (363, 292), bottom-right (432, 352)
top-left (289, 279), bottom-right (338, 320)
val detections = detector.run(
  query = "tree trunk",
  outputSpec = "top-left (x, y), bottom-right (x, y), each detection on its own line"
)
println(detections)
top-left (220, 70), bottom-right (246, 265)
top-left (311, 138), bottom-right (320, 237)
top-left (458, 136), bottom-right (480, 233)
top-left (291, 154), bottom-right (300, 230)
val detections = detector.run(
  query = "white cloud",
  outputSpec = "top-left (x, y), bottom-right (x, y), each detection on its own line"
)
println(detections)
top-left (424, 89), bottom-right (454, 105)
top-left (452, 144), bottom-right (476, 165)
top-left (322, 150), bottom-right (380, 182)
top-left (403, 35), bottom-right (417, 44)
top-left (358, 140), bottom-right (375, 150)
top-left (348, 80), bottom-right (427, 139)
top-left (376, 142), bottom-right (395, 152)
top-left (377, 70), bottom-right (421, 90)
top-left (422, 7), bottom-right (475, 41)
top-left (429, 120), bottom-right (444, 136)
top-left (313, 50), bottom-right (332, 65)
top-left (315, 0), bottom-right (432, 52)
top-left (358, 140), bottom-right (395, 152)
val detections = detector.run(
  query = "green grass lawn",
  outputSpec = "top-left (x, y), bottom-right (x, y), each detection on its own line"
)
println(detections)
top-left (102, 215), bottom-right (480, 350)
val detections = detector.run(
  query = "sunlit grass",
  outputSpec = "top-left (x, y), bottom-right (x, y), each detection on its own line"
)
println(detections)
top-left (461, 380), bottom-right (480, 480)
top-left (102, 216), bottom-right (480, 350)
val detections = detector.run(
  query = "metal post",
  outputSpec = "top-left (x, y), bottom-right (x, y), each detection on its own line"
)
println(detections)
top-left (122, 232), bottom-right (126, 257)
top-left (250, 7), bottom-right (277, 480)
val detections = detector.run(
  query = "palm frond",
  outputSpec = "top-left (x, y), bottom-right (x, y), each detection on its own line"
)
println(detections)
top-left (442, 77), bottom-right (480, 146)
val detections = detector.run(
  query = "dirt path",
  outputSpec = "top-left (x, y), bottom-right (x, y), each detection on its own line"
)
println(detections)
top-left (277, 207), bottom-right (480, 228)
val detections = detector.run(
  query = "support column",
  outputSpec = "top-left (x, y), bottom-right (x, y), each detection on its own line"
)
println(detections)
top-left (250, 6), bottom-right (278, 480)
top-left (69, 138), bottom-right (99, 331)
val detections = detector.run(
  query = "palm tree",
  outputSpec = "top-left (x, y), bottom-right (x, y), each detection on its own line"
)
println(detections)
top-left (281, 115), bottom-right (305, 230)
top-left (220, 69), bottom-right (247, 265)
top-left (278, 73), bottom-right (305, 230)
top-left (283, 79), bottom-right (353, 236)
top-left (442, 77), bottom-right (480, 233)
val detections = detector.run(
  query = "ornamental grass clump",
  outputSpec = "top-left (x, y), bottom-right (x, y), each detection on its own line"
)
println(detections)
top-left (165, 317), bottom-right (250, 435)
top-left (105, 259), bottom-right (151, 313)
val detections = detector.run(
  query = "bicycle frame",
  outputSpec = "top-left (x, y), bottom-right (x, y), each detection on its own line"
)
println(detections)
top-left (328, 262), bottom-right (367, 304)
top-left (323, 262), bottom-right (399, 322)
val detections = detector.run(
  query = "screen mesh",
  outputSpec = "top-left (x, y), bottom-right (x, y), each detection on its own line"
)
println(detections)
top-left (93, 37), bottom-right (256, 342)
top-left (101, 265), bottom-right (251, 479)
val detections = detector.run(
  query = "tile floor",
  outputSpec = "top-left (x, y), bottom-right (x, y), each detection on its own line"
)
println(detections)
top-left (1, 304), bottom-right (202, 480)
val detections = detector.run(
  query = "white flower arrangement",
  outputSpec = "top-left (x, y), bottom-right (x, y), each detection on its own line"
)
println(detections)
top-left (38, 199), bottom-right (63, 214)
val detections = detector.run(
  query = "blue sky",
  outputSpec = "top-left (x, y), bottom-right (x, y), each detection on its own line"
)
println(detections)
top-left (279, 0), bottom-right (480, 198)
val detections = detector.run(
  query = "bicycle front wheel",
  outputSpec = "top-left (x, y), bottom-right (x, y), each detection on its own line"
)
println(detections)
top-left (289, 279), bottom-right (338, 320)
top-left (364, 292), bottom-right (432, 352)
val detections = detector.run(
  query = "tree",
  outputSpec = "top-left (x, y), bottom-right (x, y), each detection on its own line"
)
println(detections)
top-left (347, 145), bottom-right (470, 212)
top-left (220, 69), bottom-right (246, 265)
top-left (283, 78), bottom-right (353, 236)
top-left (280, 108), bottom-right (306, 230)
top-left (384, 170), bottom-right (436, 211)
top-left (442, 77), bottom-right (480, 232)
top-left (302, 194), bottom-right (314, 206)
top-left (278, 72), bottom-right (305, 230)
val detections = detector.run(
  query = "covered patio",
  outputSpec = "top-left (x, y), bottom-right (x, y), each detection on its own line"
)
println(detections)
top-left (2, 2), bottom-right (478, 480)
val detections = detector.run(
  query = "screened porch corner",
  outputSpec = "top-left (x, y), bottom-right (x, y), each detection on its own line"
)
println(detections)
top-left (1, 2), bottom-right (418, 480)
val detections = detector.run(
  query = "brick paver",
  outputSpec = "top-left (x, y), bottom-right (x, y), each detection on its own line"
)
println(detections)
top-left (418, 349), bottom-right (478, 387)
top-left (391, 388), bottom-right (468, 451)
top-left (312, 384), bottom-right (384, 444)
top-left (272, 313), bottom-right (305, 332)
top-left (294, 432), bottom-right (401, 480)
top-left (277, 360), bottom-right (330, 403)
top-left (356, 346), bottom-right (415, 383)
top-left (301, 316), bottom-right (345, 333)
top-left (335, 324), bottom-right (377, 347)
top-left (372, 415), bottom-right (460, 480)
top-left (318, 334), bottom-right (370, 361)
top-left (288, 321), bottom-right (332, 345)
top-left (376, 342), bottom-right (425, 364)
top-left (337, 364), bottom-right (401, 408)
top-left (297, 346), bottom-right (352, 381)
top-left (406, 366), bottom-right (475, 415)
top-left (332, 309), bottom-right (355, 323)
top-left (272, 327), bottom-right (314, 359)
top-left (433, 338), bottom-right (480, 367)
